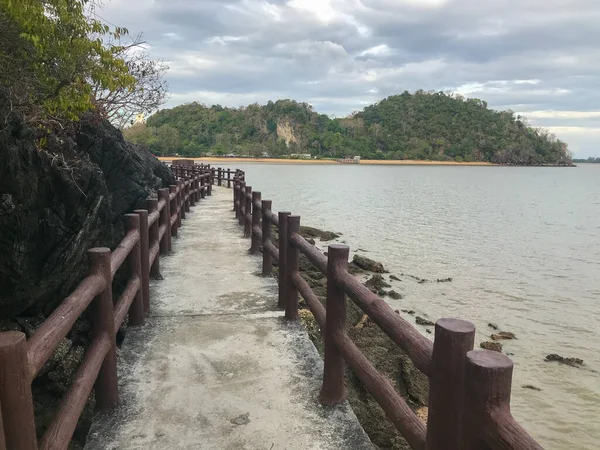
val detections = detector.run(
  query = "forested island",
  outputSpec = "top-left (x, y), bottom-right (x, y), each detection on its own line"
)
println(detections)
top-left (573, 157), bottom-right (600, 163)
top-left (125, 93), bottom-right (573, 166)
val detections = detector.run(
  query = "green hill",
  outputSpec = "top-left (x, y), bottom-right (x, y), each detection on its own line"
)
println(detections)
top-left (126, 91), bottom-right (572, 165)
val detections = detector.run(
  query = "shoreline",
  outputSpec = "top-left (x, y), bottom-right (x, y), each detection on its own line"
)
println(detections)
top-left (158, 157), bottom-right (495, 166)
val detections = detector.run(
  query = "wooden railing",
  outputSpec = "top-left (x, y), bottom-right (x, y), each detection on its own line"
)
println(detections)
top-left (232, 177), bottom-right (544, 450)
top-left (0, 164), bottom-right (224, 450)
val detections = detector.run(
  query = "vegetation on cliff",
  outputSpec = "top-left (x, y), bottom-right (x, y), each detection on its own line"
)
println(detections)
top-left (0, 0), bottom-right (168, 129)
top-left (128, 93), bottom-right (572, 165)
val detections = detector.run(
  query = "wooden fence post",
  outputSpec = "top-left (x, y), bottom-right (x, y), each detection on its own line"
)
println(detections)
top-left (426, 318), bottom-right (475, 450)
top-left (285, 215), bottom-right (300, 320)
top-left (200, 174), bottom-right (206, 199)
top-left (238, 181), bottom-right (246, 225)
top-left (227, 169), bottom-right (231, 188)
top-left (244, 186), bottom-right (252, 237)
top-left (207, 169), bottom-right (213, 195)
top-left (178, 181), bottom-right (186, 222)
top-left (147, 199), bottom-right (160, 280)
top-left (250, 191), bottom-right (261, 254)
top-left (233, 179), bottom-right (239, 215)
top-left (134, 209), bottom-right (150, 314)
top-left (0, 332), bottom-right (37, 450)
top-left (125, 214), bottom-right (145, 326)
top-left (320, 244), bottom-right (349, 405)
top-left (87, 248), bottom-right (118, 410)
top-left (218, 167), bottom-right (222, 186)
top-left (158, 189), bottom-right (171, 253)
top-left (261, 200), bottom-right (272, 276)
top-left (0, 408), bottom-right (6, 450)
top-left (188, 179), bottom-right (195, 207)
top-left (278, 212), bottom-right (291, 309)
top-left (169, 185), bottom-right (178, 238)
top-left (463, 350), bottom-right (543, 449)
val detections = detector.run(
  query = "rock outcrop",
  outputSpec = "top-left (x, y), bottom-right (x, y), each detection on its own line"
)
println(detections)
top-left (0, 112), bottom-right (173, 318)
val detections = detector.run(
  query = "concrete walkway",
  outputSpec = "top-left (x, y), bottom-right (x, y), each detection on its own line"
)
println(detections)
top-left (85, 187), bottom-right (372, 450)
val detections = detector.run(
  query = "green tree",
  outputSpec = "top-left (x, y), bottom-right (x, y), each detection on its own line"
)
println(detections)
top-left (1, 0), bottom-right (135, 122)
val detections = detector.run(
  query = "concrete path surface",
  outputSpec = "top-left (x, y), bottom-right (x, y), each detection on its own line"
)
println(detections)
top-left (85, 186), bottom-right (372, 450)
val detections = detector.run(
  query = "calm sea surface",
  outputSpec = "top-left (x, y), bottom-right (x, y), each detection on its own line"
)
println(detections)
top-left (219, 162), bottom-right (599, 449)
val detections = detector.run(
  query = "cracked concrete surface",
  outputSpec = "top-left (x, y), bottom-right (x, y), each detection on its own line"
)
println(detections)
top-left (85, 186), bottom-right (372, 450)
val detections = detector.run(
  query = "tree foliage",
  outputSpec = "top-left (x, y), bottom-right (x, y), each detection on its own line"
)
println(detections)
top-left (135, 93), bottom-right (572, 165)
top-left (0, 0), bottom-right (167, 128)
top-left (94, 33), bottom-right (169, 129)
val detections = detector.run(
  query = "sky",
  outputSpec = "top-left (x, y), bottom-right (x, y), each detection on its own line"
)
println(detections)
top-left (98, 0), bottom-right (600, 157)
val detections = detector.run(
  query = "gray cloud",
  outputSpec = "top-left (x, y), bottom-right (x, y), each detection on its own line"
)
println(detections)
top-left (100, 0), bottom-right (600, 156)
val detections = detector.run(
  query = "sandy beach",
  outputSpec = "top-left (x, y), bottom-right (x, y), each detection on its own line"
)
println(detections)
top-left (158, 157), bottom-right (495, 166)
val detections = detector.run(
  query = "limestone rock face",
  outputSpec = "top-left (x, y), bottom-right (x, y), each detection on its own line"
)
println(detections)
top-left (0, 112), bottom-right (173, 318)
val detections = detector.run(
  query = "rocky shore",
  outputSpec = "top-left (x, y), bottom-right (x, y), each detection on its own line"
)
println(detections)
top-left (269, 225), bottom-right (429, 449)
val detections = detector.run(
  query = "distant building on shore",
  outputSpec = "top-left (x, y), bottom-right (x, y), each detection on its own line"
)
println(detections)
top-left (337, 156), bottom-right (361, 164)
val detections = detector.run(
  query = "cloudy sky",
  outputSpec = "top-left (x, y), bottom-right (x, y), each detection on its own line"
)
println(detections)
top-left (98, 0), bottom-right (600, 157)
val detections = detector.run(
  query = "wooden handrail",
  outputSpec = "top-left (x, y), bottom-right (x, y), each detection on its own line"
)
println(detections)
top-left (290, 232), bottom-right (327, 274)
top-left (109, 230), bottom-right (140, 278)
top-left (0, 163), bottom-right (219, 450)
top-left (27, 274), bottom-right (105, 380)
top-left (335, 270), bottom-right (433, 375)
top-left (39, 334), bottom-right (111, 450)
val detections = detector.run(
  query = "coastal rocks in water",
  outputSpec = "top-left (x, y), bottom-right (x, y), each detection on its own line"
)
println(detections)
top-left (480, 341), bottom-right (503, 352)
top-left (389, 274), bottom-right (401, 281)
top-left (488, 323), bottom-right (499, 330)
top-left (491, 331), bottom-right (516, 340)
top-left (436, 277), bottom-right (453, 283)
top-left (545, 354), bottom-right (584, 367)
top-left (402, 309), bottom-right (415, 315)
top-left (299, 225), bottom-right (339, 242)
top-left (522, 384), bottom-right (542, 391)
top-left (388, 290), bottom-right (402, 300)
top-left (364, 274), bottom-right (391, 293)
top-left (415, 316), bottom-right (434, 326)
top-left (352, 254), bottom-right (386, 273)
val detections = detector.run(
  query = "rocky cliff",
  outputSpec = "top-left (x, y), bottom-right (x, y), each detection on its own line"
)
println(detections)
top-left (0, 111), bottom-right (173, 319)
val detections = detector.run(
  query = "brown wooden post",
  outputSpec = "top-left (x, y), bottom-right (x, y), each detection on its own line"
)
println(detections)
top-left (426, 318), bottom-right (475, 450)
top-left (125, 214), bottom-right (145, 326)
top-left (238, 181), bottom-right (246, 226)
top-left (261, 200), bottom-right (272, 276)
top-left (201, 174), bottom-right (207, 199)
top-left (0, 407), bottom-right (7, 450)
top-left (178, 181), bottom-right (186, 221)
top-left (147, 199), bottom-right (160, 280)
top-left (158, 189), bottom-right (171, 253)
top-left (244, 186), bottom-right (252, 237)
top-left (169, 185), bottom-right (178, 238)
top-left (134, 209), bottom-right (150, 314)
top-left (227, 169), bottom-right (232, 188)
top-left (0, 332), bottom-right (37, 450)
top-left (463, 350), bottom-right (543, 449)
top-left (218, 167), bottom-right (222, 186)
top-left (188, 180), bottom-right (195, 207)
top-left (278, 212), bottom-right (291, 309)
top-left (285, 215), bottom-right (300, 320)
top-left (87, 248), bottom-right (118, 410)
top-left (233, 179), bottom-right (239, 215)
top-left (208, 170), bottom-right (213, 195)
top-left (320, 244), bottom-right (349, 405)
top-left (250, 191), bottom-right (261, 254)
